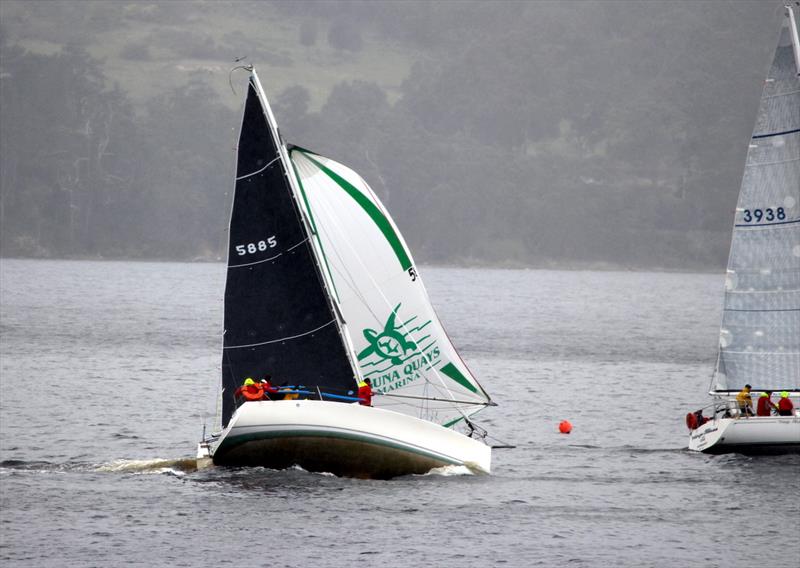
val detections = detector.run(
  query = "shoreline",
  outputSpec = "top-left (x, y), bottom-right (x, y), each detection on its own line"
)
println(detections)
top-left (0, 255), bottom-right (725, 275)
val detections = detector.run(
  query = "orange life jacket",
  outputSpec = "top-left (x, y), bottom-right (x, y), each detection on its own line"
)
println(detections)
top-left (241, 384), bottom-right (264, 401)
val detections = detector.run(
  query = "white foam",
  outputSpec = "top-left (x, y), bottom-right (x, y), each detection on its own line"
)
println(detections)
top-left (96, 458), bottom-right (196, 475)
top-left (423, 464), bottom-right (475, 477)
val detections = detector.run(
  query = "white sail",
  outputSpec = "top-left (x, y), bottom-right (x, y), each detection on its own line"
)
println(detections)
top-left (289, 148), bottom-right (491, 428)
top-left (714, 9), bottom-right (800, 393)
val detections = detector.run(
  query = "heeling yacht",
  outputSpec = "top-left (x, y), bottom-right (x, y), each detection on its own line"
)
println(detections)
top-left (196, 68), bottom-right (496, 479)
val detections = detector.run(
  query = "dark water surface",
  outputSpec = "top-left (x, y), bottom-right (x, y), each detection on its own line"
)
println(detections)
top-left (1, 260), bottom-right (798, 567)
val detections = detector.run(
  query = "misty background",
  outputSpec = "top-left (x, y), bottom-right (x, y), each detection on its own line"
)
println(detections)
top-left (0, 0), bottom-right (783, 269)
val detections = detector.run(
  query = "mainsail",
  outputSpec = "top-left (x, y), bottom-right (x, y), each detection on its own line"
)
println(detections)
top-left (221, 76), bottom-right (356, 426)
top-left (289, 149), bottom-right (493, 427)
top-left (714, 7), bottom-right (800, 393)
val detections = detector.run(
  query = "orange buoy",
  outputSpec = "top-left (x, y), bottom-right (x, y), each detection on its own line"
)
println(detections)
top-left (558, 420), bottom-right (572, 434)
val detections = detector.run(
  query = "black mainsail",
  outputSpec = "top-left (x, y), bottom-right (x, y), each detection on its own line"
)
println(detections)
top-left (221, 77), bottom-right (356, 426)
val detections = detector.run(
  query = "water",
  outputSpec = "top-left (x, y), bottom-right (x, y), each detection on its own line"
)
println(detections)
top-left (1, 260), bottom-right (798, 567)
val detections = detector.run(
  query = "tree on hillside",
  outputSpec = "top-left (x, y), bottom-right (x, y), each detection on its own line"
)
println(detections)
top-left (0, 45), bottom-right (145, 257)
top-left (142, 74), bottom-right (236, 258)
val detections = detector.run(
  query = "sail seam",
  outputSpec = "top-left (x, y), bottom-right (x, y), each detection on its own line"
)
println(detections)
top-left (724, 305), bottom-right (800, 309)
top-left (228, 252), bottom-right (284, 268)
top-left (751, 127), bottom-right (800, 139)
top-left (761, 88), bottom-right (800, 99)
top-left (720, 350), bottom-right (800, 355)
top-left (746, 156), bottom-right (800, 167)
top-left (224, 319), bottom-right (337, 349)
top-left (734, 218), bottom-right (800, 228)
top-left (286, 238), bottom-right (311, 252)
top-left (235, 156), bottom-right (280, 180)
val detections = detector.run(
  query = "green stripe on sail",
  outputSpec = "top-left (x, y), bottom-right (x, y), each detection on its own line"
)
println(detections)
top-left (443, 416), bottom-right (464, 428)
top-left (298, 151), bottom-right (413, 271)
top-left (440, 362), bottom-right (478, 393)
top-left (288, 152), bottom-right (341, 303)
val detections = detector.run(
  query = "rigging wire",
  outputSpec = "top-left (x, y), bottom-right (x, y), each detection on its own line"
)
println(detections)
top-left (228, 62), bottom-right (253, 96)
top-left (376, 391), bottom-right (494, 407)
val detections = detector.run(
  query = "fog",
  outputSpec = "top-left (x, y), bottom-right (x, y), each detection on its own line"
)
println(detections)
top-left (0, 0), bottom-right (782, 269)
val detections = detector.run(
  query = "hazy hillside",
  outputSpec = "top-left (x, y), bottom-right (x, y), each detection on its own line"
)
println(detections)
top-left (0, 0), bottom-right (782, 269)
top-left (1, 1), bottom-right (414, 108)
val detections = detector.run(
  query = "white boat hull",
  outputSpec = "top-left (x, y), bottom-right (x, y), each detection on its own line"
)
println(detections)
top-left (209, 400), bottom-right (491, 479)
top-left (688, 414), bottom-right (800, 454)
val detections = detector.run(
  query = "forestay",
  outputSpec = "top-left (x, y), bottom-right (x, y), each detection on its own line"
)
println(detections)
top-left (289, 148), bottom-right (492, 427)
top-left (714, 10), bottom-right (800, 393)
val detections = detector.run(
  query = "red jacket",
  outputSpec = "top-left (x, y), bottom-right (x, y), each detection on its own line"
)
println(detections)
top-left (358, 383), bottom-right (373, 406)
top-left (778, 397), bottom-right (794, 415)
top-left (756, 396), bottom-right (776, 416)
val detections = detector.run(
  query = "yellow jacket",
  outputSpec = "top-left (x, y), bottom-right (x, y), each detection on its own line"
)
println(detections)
top-left (736, 389), bottom-right (753, 409)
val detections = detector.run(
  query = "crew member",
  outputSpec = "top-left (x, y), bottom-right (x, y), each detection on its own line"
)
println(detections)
top-left (777, 391), bottom-right (795, 417)
top-left (235, 377), bottom-right (265, 402)
top-left (736, 384), bottom-right (755, 416)
top-left (260, 375), bottom-right (278, 400)
top-left (756, 391), bottom-right (777, 416)
top-left (357, 378), bottom-right (373, 407)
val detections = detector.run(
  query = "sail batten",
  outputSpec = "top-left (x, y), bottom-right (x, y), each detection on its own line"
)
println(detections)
top-left (714, 9), bottom-right (800, 393)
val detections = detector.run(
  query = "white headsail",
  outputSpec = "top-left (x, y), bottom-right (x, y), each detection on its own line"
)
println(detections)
top-left (289, 148), bottom-right (492, 427)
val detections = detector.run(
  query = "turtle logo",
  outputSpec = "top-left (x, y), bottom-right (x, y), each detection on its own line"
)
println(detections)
top-left (358, 303), bottom-right (417, 365)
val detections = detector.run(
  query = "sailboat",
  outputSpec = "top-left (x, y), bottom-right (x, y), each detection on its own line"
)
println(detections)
top-left (196, 69), bottom-right (495, 479)
top-left (687, 4), bottom-right (800, 454)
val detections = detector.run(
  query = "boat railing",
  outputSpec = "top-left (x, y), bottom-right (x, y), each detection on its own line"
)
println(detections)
top-left (234, 385), bottom-right (363, 407)
top-left (695, 397), bottom-right (799, 421)
top-left (691, 399), bottom-right (743, 422)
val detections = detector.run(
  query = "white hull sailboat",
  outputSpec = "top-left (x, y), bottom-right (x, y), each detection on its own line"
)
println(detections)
top-left (689, 412), bottom-right (800, 455)
top-left (687, 5), bottom-right (800, 454)
top-left (207, 400), bottom-right (490, 478)
top-left (197, 69), bottom-right (495, 479)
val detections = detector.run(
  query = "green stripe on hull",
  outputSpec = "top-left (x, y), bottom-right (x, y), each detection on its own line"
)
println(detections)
top-left (216, 427), bottom-right (462, 466)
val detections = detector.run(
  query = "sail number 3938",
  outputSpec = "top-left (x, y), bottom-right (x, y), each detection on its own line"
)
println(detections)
top-left (235, 237), bottom-right (277, 256)
top-left (742, 208), bottom-right (785, 223)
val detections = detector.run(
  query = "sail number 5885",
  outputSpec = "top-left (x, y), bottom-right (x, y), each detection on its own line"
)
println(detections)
top-left (236, 236), bottom-right (277, 256)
